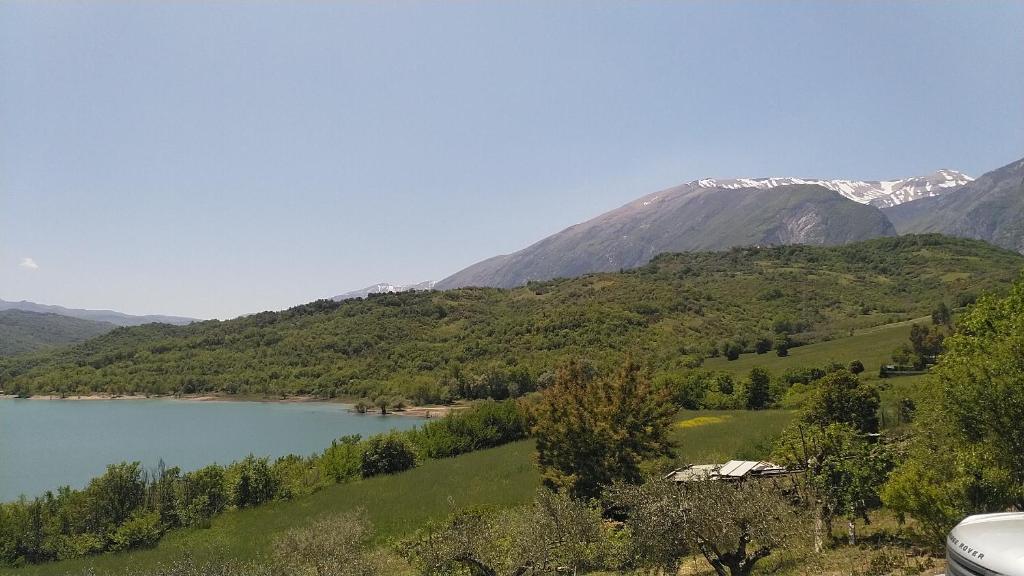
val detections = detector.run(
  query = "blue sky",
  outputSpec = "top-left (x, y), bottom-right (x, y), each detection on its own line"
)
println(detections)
top-left (2, 2), bottom-right (1022, 319)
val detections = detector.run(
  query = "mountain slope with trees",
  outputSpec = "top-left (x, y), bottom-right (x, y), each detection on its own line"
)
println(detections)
top-left (1, 235), bottom-right (1019, 400)
top-left (0, 310), bottom-right (115, 357)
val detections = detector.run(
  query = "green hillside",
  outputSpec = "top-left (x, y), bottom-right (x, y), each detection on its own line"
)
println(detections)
top-left (0, 310), bottom-right (115, 357)
top-left (1, 235), bottom-right (1020, 400)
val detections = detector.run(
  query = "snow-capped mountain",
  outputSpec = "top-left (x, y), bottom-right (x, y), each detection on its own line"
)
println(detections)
top-left (331, 281), bottom-right (437, 301)
top-left (695, 169), bottom-right (972, 208)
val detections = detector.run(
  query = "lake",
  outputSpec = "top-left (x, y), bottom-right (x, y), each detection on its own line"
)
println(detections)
top-left (0, 399), bottom-right (422, 502)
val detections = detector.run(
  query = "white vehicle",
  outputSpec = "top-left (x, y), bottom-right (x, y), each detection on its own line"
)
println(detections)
top-left (946, 513), bottom-right (1024, 575)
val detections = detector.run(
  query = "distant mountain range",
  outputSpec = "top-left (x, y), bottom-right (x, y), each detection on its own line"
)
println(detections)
top-left (0, 299), bottom-right (196, 327)
top-left (0, 309), bottom-right (115, 356)
top-left (331, 281), bottom-right (438, 301)
top-left (883, 157), bottom-right (1024, 253)
top-left (435, 160), bottom-right (1024, 290)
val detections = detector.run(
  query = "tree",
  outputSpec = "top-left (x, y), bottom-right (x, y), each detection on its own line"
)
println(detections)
top-left (404, 491), bottom-right (608, 576)
top-left (744, 368), bottom-right (772, 410)
top-left (885, 279), bottom-right (1024, 546)
top-left (723, 341), bottom-right (743, 361)
top-left (931, 301), bottom-right (952, 327)
top-left (774, 334), bottom-right (791, 357)
top-left (82, 462), bottom-right (147, 535)
top-left (754, 336), bottom-right (772, 355)
top-left (656, 371), bottom-right (707, 410)
top-left (848, 360), bottom-right (864, 375)
top-left (531, 359), bottom-right (675, 499)
top-left (908, 323), bottom-right (945, 368)
top-left (272, 511), bottom-right (384, 576)
top-left (610, 477), bottom-right (803, 576)
top-left (229, 456), bottom-right (277, 508)
top-left (803, 370), bottom-right (880, 434)
top-left (174, 464), bottom-right (227, 527)
top-left (773, 423), bottom-right (892, 549)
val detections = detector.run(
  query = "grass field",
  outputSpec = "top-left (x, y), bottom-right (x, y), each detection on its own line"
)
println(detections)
top-left (670, 409), bottom-right (795, 465)
top-left (703, 317), bottom-right (937, 428)
top-left (6, 408), bottom-right (800, 576)
top-left (703, 316), bottom-right (929, 381)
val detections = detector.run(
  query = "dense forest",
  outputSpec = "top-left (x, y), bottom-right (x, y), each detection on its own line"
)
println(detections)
top-left (0, 311), bottom-right (114, 357)
top-left (1, 235), bottom-right (1020, 400)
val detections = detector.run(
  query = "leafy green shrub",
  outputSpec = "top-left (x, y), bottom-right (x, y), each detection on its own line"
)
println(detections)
top-left (360, 433), bottom-right (417, 477)
top-left (174, 464), bottom-right (228, 527)
top-left (318, 435), bottom-right (363, 483)
top-left (409, 400), bottom-right (528, 459)
top-left (109, 511), bottom-right (163, 552)
top-left (227, 456), bottom-right (277, 508)
top-left (270, 454), bottom-right (324, 500)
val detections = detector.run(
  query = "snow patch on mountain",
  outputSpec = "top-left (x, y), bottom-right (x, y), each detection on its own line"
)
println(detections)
top-left (331, 281), bottom-right (437, 301)
top-left (694, 169), bottom-right (972, 208)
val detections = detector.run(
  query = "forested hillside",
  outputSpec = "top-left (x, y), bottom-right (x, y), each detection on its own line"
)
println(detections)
top-left (1, 235), bottom-right (1020, 400)
top-left (0, 310), bottom-right (115, 356)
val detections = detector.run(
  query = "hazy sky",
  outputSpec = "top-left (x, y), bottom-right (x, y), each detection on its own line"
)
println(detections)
top-left (2, 2), bottom-right (1022, 319)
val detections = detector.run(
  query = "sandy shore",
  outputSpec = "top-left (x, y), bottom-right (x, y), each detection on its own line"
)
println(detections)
top-left (0, 393), bottom-right (461, 417)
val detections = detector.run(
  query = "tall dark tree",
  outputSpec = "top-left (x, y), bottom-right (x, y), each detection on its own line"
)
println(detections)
top-left (745, 367), bottom-right (772, 410)
top-left (532, 360), bottom-right (675, 499)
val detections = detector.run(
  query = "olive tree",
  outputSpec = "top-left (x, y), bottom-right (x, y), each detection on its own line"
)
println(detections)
top-left (610, 477), bottom-right (803, 576)
top-left (773, 423), bottom-right (892, 549)
top-left (272, 511), bottom-right (389, 576)
top-left (403, 491), bottom-right (608, 576)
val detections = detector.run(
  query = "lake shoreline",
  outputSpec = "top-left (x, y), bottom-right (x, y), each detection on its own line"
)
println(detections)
top-left (0, 393), bottom-right (455, 418)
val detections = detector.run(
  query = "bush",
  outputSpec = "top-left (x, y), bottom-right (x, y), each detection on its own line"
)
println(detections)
top-left (109, 511), bottom-right (163, 552)
top-left (319, 435), bottom-right (363, 483)
top-left (360, 433), bottom-right (417, 477)
top-left (409, 400), bottom-right (528, 459)
top-left (271, 455), bottom-right (324, 500)
top-left (722, 341), bottom-right (743, 361)
top-left (174, 465), bottom-right (228, 527)
top-left (228, 456), bottom-right (277, 508)
top-left (272, 511), bottom-right (381, 576)
top-left (656, 372), bottom-right (707, 410)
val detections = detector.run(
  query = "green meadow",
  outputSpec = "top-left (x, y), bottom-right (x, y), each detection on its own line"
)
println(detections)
top-left (703, 316), bottom-right (927, 380)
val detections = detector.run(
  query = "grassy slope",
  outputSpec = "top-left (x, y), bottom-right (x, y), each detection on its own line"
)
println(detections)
top-left (6, 409), bottom-right (798, 576)
top-left (702, 316), bottom-right (924, 379)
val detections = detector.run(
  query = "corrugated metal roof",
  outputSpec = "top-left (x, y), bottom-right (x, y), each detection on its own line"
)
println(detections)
top-left (719, 460), bottom-right (759, 477)
top-left (666, 460), bottom-right (795, 482)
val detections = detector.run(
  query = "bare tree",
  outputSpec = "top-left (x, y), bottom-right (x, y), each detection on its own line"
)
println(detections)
top-left (272, 510), bottom-right (388, 576)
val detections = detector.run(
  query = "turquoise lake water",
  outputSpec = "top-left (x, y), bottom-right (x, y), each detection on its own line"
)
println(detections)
top-left (0, 399), bottom-right (422, 502)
